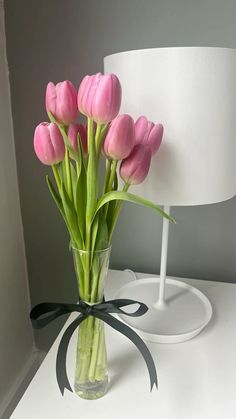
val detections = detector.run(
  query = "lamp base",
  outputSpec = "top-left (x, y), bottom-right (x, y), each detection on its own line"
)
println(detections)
top-left (114, 276), bottom-right (212, 343)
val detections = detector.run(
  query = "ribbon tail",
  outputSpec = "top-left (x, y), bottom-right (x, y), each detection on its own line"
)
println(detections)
top-left (95, 312), bottom-right (158, 391)
top-left (56, 314), bottom-right (85, 395)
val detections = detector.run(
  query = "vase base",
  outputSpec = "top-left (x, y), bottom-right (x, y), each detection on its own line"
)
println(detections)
top-left (74, 377), bottom-right (109, 400)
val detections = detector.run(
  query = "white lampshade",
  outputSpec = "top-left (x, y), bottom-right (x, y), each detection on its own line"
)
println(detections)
top-left (104, 47), bottom-right (236, 344)
top-left (104, 47), bottom-right (236, 206)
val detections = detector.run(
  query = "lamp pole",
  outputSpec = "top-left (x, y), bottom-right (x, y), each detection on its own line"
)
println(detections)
top-left (155, 205), bottom-right (171, 309)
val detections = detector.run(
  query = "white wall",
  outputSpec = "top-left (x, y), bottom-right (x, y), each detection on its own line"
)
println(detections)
top-left (0, 2), bottom-right (35, 417)
top-left (4, 0), bottom-right (236, 352)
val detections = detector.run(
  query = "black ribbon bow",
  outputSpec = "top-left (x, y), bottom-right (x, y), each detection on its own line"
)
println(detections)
top-left (30, 299), bottom-right (158, 395)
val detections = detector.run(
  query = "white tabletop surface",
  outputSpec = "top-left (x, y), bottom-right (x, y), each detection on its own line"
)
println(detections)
top-left (10, 270), bottom-right (236, 419)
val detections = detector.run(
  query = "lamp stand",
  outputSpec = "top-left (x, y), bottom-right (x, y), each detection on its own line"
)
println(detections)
top-left (114, 207), bottom-right (213, 344)
top-left (154, 205), bottom-right (170, 309)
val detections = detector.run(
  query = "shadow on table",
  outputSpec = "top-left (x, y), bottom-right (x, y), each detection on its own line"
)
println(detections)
top-left (108, 350), bottom-right (137, 389)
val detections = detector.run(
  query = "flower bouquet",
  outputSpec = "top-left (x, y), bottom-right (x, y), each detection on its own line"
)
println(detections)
top-left (32, 73), bottom-right (174, 400)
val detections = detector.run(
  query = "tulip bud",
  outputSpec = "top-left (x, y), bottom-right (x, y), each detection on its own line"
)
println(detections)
top-left (135, 116), bottom-right (164, 155)
top-left (77, 72), bottom-right (121, 124)
top-left (120, 144), bottom-right (151, 185)
top-left (68, 123), bottom-right (88, 156)
top-left (34, 122), bottom-right (65, 165)
top-left (46, 80), bottom-right (78, 125)
top-left (103, 114), bottom-right (135, 161)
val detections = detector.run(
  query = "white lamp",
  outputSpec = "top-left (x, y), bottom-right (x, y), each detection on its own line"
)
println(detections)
top-left (104, 47), bottom-right (236, 343)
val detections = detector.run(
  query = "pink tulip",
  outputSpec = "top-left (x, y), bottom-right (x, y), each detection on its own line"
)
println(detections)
top-left (34, 122), bottom-right (65, 165)
top-left (68, 123), bottom-right (88, 155)
top-left (135, 116), bottom-right (164, 155)
top-left (120, 144), bottom-right (152, 185)
top-left (77, 72), bottom-right (121, 124)
top-left (46, 80), bottom-right (78, 125)
top-left (103, 114), bottom-right (135, 160)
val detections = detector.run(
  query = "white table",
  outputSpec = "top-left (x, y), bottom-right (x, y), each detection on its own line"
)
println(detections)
top-left (10, 270), bottom-right (236, 419)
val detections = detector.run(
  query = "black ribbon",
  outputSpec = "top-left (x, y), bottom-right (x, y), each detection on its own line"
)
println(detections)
top-left (30, 299), bottom-right (158, 395)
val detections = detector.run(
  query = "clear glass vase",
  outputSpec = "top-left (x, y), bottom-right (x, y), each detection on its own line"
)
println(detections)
top-left (72, 246), bottom-right (111, 400)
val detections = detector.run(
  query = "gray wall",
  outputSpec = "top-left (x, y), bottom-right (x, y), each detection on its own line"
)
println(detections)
top-left (4, 0), bottom-right (236, 350)
top-left (0, 2), bottom-right (35, 415)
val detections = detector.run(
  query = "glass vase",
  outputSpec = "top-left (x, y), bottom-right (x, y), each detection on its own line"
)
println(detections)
top-left (72, 246), bottom-right (111, 400)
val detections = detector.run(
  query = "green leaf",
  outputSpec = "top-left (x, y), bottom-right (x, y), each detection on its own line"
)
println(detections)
top-left (61, 183), bottom-right (83, 248)
top-left (46, 176), bottom-right (65, 220)
top-left (106, 172), bottom-right (118, 231)
top-left (62, 131), bottom-right (79, 162)
top-left (75, 163), bottom-right (87, 241)
top-left (58, 160), bottom-right (67, 187)
top-left (94, 191), bottom-right (176, 224)
top-left (106, 199), bottom-right (117, 232)
top-left (70, 162), bottom-right (77, 204)
top-left (46, 176), bottom-right (75, 242)
top-left (94, 212), bottom-right (109, 251)
top-left (96, 123), bottom-right (109, 154)
top-left (76, 132), bottom-right (83, 177)
top-left (86, 119), bottom-right (98, 229)
top-left (113, 171), bottom-right (118, 191)
top-left (91, 214), bottom-right (99, 253)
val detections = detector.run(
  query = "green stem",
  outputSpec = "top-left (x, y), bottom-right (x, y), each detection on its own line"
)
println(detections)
top-left (107, 160), bottom-right (118, 191)
top-left (76, 161), bottom-right (80, 178)
top-left (95, 327), bottom-right (106, 381)
top-left (96, 123), bottom-right (108, 154)
top-left (74, 253), bottom-right (85, 299)
top-left (88, 318), bottom-right (101, 381)
top-left (102, 160), bottom-right (112, 195)
top-left (87, 118), bottom-right (93, 152)
top-left (85, 227), bottom-right (92, 300)
top-left (84, 266), bottom-right (90, 299)
top-left (65, 148), bottom-right (73, 201)
top-left (104, 160), bottom-right (118, 218)
top-left (52, 164), bottom-right (61, 192)
top-left (86, 118), bottom-right (98, 250)
top-left (90, 265), bottom-right (103, 303)
top-left (95, 124), bottom-right (102, 155)
top-left (75, 315), bottom-right (106, 384)
top-left (76, 318), bottom-right (94, 384)
top-left (108, 182), bottom-right (130, 241)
